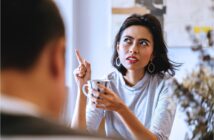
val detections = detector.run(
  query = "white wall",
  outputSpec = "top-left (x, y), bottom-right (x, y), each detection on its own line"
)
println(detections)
top-left (165, 0), bottom-right (214, 47)
top-left (54, 0), bottom-right (74, 122)
top-left (55, 0), bottom-right (114, 122)
top-left (73, 0), bottom-right (113, 79)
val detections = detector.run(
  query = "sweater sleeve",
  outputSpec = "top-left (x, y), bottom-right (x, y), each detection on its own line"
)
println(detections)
top-left (150, 80), bottom-right (177, 140)
top-left (86, 100), bottom-right (104, 134)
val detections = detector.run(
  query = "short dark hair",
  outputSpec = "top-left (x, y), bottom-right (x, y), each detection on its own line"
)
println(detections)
top-left (2, 0), bottom-right (65, 70)
top-left (112, 14), bottom-right (179, 76)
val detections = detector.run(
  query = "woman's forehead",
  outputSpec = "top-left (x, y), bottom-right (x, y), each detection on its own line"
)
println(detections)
top-left (121, 25), bottom-right (153, 40)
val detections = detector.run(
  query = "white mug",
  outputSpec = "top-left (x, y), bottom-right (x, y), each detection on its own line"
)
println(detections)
top-left (82, 79), bottom-right (110, 98)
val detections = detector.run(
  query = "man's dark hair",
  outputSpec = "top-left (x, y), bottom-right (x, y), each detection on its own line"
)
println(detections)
top-left (2, 0), bottom-right (65, 70)
top-left (112, 14), bottom-right (179, 76)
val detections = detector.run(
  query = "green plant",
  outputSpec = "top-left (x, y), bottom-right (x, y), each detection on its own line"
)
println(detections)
top-left (172, 46), bottom-right (214, 140)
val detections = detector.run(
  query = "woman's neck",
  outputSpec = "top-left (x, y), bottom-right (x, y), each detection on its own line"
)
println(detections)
top-left (124, 69), bottom-right (145, 87)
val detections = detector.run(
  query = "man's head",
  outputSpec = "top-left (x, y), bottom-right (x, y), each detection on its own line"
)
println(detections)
top-left (2, 0), bottom-right (65, 70)
top-left (2, 0), bottom-right (67, 120)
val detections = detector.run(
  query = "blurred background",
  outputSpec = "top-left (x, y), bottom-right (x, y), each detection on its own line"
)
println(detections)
top-left (54, 0), bottom-right (214, 139)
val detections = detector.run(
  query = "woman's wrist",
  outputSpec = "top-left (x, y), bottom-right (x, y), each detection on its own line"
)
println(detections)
top-left (77, 85), bottom-right (82, 91)
top-left (116, 102), bottom-right (129, 115)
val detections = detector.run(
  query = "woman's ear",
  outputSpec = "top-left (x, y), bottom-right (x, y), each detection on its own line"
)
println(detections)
top-left (150, 54), bottom-right (154, 61)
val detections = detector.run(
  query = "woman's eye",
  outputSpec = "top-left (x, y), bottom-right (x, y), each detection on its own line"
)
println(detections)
top-left (139, 40), bottom-right (148, 47)
top-left (123, 38), bottom-right (132, 44)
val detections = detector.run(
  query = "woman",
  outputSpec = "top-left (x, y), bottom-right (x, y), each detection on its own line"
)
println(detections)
top-left (72, 14), bottom-right (178, 140)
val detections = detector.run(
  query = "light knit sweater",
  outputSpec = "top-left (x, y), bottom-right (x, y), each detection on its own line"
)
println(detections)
top-left (86, 70), bottom-right (176, 140)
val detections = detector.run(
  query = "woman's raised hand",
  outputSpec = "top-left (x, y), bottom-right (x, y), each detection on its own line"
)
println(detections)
top-left (73, 50), bottom-right (91, 88)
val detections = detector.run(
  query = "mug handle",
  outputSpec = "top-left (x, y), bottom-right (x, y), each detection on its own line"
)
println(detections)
top-left (82, 84), bottom-right (89, 97)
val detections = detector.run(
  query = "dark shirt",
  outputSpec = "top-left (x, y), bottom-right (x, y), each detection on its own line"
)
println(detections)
top-left (1, 113), bottom-right (90, 136)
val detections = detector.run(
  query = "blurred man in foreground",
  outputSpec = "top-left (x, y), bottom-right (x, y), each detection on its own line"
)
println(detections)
top-left (1, 0), bottom-right (112, 139)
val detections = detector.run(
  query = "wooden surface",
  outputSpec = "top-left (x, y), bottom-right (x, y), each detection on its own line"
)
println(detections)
top-left (98, 117), bottom-right (106, 136)
top-left (112, 6), bottom-right (150, 15)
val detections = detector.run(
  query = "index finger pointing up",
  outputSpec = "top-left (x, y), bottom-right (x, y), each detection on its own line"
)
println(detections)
top-left (75, 49), bottom-right (84, 64)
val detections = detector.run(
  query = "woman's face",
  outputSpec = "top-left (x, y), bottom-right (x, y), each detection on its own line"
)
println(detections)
top-left (117, 25), bottom-right (154, 72)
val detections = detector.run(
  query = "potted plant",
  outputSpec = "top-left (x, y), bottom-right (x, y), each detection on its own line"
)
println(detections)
top-left (172, 31), bottom-right (214, 139)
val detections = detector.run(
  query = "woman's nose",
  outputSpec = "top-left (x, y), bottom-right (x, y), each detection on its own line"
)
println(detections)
top-left (129, 43), bottom-right (139, 53)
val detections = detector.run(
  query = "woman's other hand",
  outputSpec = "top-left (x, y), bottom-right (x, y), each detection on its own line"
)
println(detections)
top-left (90, 84), bottom-right (126, 113)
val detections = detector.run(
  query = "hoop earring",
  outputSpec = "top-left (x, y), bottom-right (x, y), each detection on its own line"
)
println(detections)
top-left (147, 61), bottom-right (155, 73)
top-left (116, 57), bottom-right (121, 67)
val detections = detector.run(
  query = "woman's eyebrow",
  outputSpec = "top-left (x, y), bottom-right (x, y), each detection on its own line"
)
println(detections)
top-left (139, 38), bottom-right (151, 43)
top-left (122, 36), bottom-right (151, 44)
top-left (123, 35), bottom-right (134, 39)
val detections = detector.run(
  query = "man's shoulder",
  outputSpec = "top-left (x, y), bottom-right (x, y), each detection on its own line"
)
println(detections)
top-left (1, 113), bottom-right (87, 136)
top-left (1, 113), bottom-right (117, 139)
